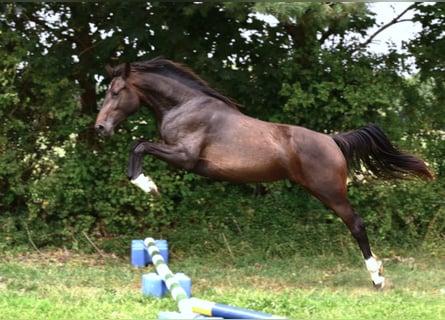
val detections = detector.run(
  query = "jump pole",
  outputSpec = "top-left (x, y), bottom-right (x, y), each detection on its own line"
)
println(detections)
top-left (144, 237), bottom-right (287, 319)
top-left (188, 297), bottom-right (286, 319)
top-left (144, 238), bottom-right (194, 315)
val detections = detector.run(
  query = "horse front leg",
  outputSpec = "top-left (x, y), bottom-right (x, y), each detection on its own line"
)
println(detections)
top-left (127, 141), bottom-right (159, 195)
top-left (127, 140), bottom-right (200, 196)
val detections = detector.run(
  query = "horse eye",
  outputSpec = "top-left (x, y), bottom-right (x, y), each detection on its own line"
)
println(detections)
top-left (112, 91), bottom-right (119, 97)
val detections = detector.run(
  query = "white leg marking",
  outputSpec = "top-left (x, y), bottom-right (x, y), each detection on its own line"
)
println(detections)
top-left (365, 257), bottom-right (385, 286)
top-left (131, 173), bottom-right (159, 195)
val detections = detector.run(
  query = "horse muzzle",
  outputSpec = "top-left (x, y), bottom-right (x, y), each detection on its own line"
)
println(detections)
top-left (95, 122), bottom-right (115, 136)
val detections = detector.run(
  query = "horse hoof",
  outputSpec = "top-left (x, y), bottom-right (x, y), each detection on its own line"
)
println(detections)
top-left (373, 280), bottom-right (385, 291)
top-left (149, 188), bottom-right (160, 197)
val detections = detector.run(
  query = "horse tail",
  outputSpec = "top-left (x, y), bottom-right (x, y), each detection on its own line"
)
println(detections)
top-left (332, 124), bottom-right (434, 180)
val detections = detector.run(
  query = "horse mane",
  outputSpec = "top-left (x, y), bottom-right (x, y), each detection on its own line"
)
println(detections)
top-left (130, 57), bottom-right (241, 109)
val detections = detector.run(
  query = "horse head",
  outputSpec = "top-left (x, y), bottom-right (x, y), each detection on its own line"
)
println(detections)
top-left (95, 63), bottom-right (141, 136)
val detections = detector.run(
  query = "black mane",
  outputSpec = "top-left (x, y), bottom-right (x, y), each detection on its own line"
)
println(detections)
top-left (130, 57), bottom-right (240, 109)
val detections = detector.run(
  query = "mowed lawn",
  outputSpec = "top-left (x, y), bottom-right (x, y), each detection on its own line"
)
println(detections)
top-left (0, 249), bottom-right (444, 319)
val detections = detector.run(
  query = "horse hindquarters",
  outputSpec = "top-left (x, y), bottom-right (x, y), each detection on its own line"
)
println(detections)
top-left (291, 128), bottom-right (384, 288)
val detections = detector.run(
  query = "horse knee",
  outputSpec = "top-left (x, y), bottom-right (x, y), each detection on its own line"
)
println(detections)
top-left (130, 140), bottom-right (145, 153)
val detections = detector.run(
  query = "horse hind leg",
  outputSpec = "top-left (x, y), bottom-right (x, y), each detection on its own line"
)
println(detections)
top-left (331, 201), bottom-right (385, 289)
top-left (307, 187), bottom-right (385, 289)
top-left (296, 132), bottom-right (384, 288)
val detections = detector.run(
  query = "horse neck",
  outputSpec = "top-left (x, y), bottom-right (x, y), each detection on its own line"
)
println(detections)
top-left (131, 72), bottom-right (197, 121)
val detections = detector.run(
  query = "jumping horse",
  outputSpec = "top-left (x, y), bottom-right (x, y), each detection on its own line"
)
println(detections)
top-left (95, 57), bottom-right (434, 289)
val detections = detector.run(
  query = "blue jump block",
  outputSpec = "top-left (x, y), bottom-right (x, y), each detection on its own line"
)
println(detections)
top-left (142, 272), bottom-right (192, 298)
top-left (142, 273), bottom-right (165, 298)
top-left (131, 239), bottom-right (168, 267)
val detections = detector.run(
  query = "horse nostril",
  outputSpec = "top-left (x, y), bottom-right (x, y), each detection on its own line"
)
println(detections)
top-left (95, 124), bottom-right (105, 131)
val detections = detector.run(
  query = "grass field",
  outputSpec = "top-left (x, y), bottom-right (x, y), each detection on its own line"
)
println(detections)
top-left (0, 246), bottom-right (444, 320)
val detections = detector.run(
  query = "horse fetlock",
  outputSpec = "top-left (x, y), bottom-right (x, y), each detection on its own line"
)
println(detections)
top-left (131, 173), bottom-right (159, 196)
top-left (365, 256), bottom-right (382, 272)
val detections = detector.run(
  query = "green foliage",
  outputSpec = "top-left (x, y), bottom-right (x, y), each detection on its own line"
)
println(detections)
top-left (0, 2), bottom-right (444, 255)
top-left (407, 3), bottom-right (445, 131)
top-left (348, 180), bottom-right (445, 248)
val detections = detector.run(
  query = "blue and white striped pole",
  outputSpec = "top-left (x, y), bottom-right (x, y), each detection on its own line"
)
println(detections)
top-left (144, 238), bottom-right (193, 314)
top-left (145, 237), bottom-right (287, 319)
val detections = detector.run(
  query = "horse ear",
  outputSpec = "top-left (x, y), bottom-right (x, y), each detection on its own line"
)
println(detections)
top-left (105, 64), bottom-right (114, 77)
top-left (123, 62), bottom-right (131, 79)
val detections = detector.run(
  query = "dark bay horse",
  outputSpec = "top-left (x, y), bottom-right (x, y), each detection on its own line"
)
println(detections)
top-left (95, 57), bottom-right (434, 289)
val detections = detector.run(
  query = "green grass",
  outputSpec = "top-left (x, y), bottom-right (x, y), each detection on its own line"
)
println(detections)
top-left (0, 248), bottom-right (444, 319)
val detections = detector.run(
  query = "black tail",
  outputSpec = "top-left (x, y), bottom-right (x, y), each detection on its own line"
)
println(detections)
top-left (332, 124), bottom-right (434, 180)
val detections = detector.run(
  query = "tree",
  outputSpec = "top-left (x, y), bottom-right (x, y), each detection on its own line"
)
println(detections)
top-left (407, 2), bottom-right (445, 130)
top-left (252, 2), bottom-right (407, 133)
top-left (0, 2), bottom-right (288, 243)
top-left (0, 2), bottom-right (442, 247)
top-left (0, 5), bottom-right (80, 221)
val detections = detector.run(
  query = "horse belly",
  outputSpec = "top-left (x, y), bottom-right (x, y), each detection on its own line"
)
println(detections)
top-left (191, 116), bottom-right (296, 183)
top-left (195, 145), bottom-right (289, 183)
